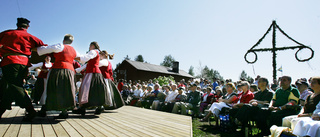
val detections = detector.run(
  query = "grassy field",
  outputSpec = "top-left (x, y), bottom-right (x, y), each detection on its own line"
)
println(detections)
top-left (192, 117), bottom-right (260, 137)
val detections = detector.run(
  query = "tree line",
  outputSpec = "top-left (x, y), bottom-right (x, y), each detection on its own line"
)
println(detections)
top-left (117, 54), bottom-right (253, 82)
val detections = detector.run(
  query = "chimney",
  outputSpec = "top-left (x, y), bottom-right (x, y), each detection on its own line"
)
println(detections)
top-left (172, 61), bottom-right (179, 73)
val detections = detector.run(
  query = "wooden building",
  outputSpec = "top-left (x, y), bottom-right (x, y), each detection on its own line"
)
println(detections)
top-left (115, 60), bottom-right (193, 82)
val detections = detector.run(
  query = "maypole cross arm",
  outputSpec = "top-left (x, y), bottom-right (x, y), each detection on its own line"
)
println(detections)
top-left (244, 20), bottom-right (314, 80)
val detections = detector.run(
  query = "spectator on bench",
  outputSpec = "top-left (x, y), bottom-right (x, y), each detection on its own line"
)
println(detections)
top-left (230, 77), bottom-right (273, 133)
top-left (199, 87), bottom-right (215, 117)
top-left (199, 82), bottom-right (238, 127)
top-left (172, 84), bottom-right (200, 115)
top-left (295, 78), bottom-right (312, 106)
top-left (282, 76), bottom-right (320, 130)
top-left (257, 76), bottom-right (300, 136)
top-left (160, 84), bottom-right (179, 112)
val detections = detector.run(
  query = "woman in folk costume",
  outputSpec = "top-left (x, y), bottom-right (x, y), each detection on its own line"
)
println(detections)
top-left (34, 34), bottom-right (79, 119)
top-left (73, 41), bottom-right (110, 115)
top-left (98, 50), bottom-right (124, 111)
top-left (28, 56), bottom-right (52, 105)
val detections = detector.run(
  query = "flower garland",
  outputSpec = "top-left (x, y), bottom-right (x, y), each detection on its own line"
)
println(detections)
top-left (244, 20), bottom-right (314, 80)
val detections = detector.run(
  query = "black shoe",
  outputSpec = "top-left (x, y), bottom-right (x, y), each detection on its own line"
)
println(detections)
top-left (37, 111), bottom-right (47, 117)
top-left (22, 110), bottom-right (37, 122)
top-left (72, 109), bottom-right (85, 116)
top-left (94, 108), bottom-right (104, 115)
top-left (54, 113), bottom-right (68, 119)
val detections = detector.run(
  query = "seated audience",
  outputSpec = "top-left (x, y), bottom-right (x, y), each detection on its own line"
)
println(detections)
top-left (295, 78), bottom-right (313, 106)
top-left (230, 77), bottom-right (273, 134)
top-left (160, 84), bottom-right (179, 111)
top-left (152, 85), bottom-right (170, 110)
top-left (121, 85), bottom-right (131, 104)
top-left (282, 76), bottom-right (320, 131)
top-left (250, 84), bottom-right (258, 94)
top-left (130, 84), bottom-right (142, 106)
top-left (257, 76), bottom-right (300, 136)
top-left (136, 85), bottom-right (147, 107)
top-left (142, 84), bottom-right (160, 109)
top-left (199, 87), bottom-right (214, 116)
top-left (172, 84), bottom-right (200, 115)
top-left (141, 86), bottom-right (154, 108)
top-left (199, 82), bottom-right (238, 127)
top-left (163, 87), bottom-right (187, 112)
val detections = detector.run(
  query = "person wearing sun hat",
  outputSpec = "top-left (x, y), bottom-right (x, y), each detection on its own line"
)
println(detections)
top-left (296, 78), bottom-right (312, 106)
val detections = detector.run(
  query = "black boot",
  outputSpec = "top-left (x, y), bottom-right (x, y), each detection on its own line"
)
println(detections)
top-left (37, 105), bottom-right (47, 117)
top-left (22, 106), bottom-right (37, 122)
top-left (95, 107), bottom-right (104, 115)
top-left (72, 108), bottom-right (85, 116)
top-left (0, 108), bottom-right (6, 120)
top-left (54, 111), bottom-right (68, 119)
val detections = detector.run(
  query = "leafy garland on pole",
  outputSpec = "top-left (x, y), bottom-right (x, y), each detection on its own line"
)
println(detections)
top-left (244, 20), bottom-right (314, 80)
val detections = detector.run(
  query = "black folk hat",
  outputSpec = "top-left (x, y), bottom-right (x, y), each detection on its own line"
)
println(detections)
top-left (17, 17), bottom-right (30, 27)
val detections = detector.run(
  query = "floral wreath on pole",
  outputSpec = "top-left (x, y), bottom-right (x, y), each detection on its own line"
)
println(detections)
top-left (244, 20), bottom-right (314, 80)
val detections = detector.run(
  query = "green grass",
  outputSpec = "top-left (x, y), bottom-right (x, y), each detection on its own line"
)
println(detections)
top-left (192, 118), bottom-right (261, 137)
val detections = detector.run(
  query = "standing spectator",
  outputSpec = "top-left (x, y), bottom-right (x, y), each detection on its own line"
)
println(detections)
top-left (76, 78), bottom-right (82, 93)
top-left (27, 74), bottom-right (37, 89)
top-left (147, 79), bottom-right (154, 87)
top-left (0, 18), bottom-right (46, 121)
top-left (178, 80), bottom-right (186, 88)
top-left (118, 79), bottom-right (124, 91)
top-left (212, 78), bottom-right (219, 92)
top-left (28, 56), bottom-right (52, 105)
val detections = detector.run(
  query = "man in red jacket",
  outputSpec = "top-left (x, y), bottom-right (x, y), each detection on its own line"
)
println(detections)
top-left (0, 18), bottom-right (46, 121)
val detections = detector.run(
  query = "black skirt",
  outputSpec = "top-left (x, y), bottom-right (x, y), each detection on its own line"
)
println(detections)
top-left (45, 68), bottom-right (76, 111)
top-left (32, 78), bottom-right (44, 102)
top-left (104, 79), bottom-right (125, 109)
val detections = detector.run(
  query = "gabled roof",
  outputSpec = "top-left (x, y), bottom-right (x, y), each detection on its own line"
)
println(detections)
top-left (122, 60), bottom-right (193, 78)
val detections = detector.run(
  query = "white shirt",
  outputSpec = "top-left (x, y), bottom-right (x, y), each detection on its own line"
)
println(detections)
top-left (76, 81), bottom-right (81, 90)
top-left (37, 43), bottom-right (80, 57)
top-left (165, 90), bottom-right (179, 103)
top-left (202, 94), bottom-right (209, 102)
top-left (313, 101), bottom-right (320, 116)
top-left (75, 58), bottom-right (109, 73)
top-left (139, 90), bottom-right (146, 98)
top-left (133, 89), bottom-right (142, 97)
top-left (28, 62), bottom-right (52, 71)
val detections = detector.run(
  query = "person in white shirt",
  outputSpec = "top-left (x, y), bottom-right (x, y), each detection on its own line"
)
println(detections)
top-left (130, 85), bottom-right (142, 106)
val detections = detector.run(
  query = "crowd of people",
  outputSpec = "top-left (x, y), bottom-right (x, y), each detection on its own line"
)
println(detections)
top-left (0, 17), bottom-right (124, 121)
top-left (116, 76), bottom-right (320, 136)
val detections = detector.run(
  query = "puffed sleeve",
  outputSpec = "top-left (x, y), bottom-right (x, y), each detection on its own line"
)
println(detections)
top-left (98, 59), bottom-right (109, 67)
top-left (78, 50), bottom-right (97, 64)
top-left (37, 43), bottom-right (64, 56)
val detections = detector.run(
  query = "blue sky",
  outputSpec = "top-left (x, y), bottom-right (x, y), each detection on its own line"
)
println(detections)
top-left (1, 0), bottom-right (319, 83)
